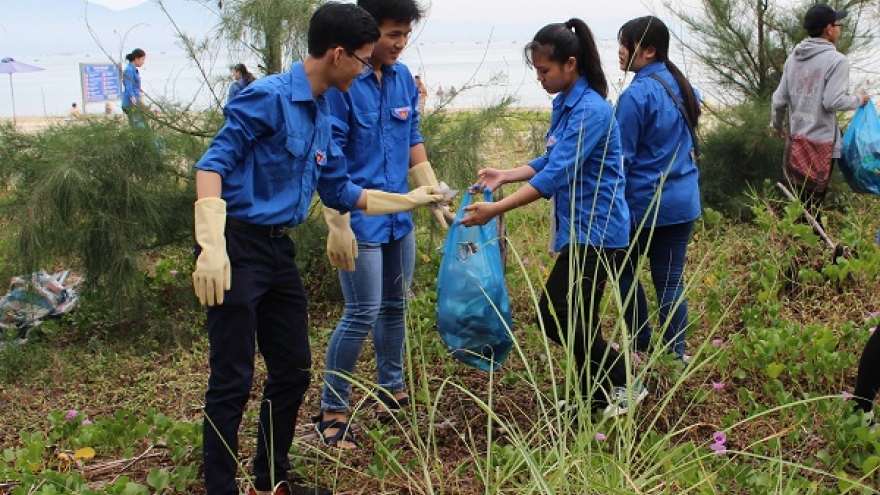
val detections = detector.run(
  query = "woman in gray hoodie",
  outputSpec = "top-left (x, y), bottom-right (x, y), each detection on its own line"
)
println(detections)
top-left (771, 3), bottom-right (869, 222)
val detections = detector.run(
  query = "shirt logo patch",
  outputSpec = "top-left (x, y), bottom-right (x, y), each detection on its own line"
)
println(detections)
top-left (547, 135), bottom-right (558, 147)
top-left (394, 107), bottom-right (410, 120)
top-left (315, 150), bottom-right (325, 165)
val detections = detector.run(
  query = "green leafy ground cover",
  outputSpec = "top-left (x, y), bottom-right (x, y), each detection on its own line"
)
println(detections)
top-left (1, 118), bottom-right (879, 494)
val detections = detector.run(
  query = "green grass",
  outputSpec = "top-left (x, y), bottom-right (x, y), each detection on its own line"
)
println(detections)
top-left (1, 118), bottom-right (880, 494)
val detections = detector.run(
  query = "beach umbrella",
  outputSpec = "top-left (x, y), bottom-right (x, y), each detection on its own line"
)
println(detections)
top-left (0, 57), bottom-right (45, 124)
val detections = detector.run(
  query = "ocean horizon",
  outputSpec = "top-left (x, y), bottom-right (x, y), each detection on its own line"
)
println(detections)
top-left (1, 40), bottom-right (876, 119)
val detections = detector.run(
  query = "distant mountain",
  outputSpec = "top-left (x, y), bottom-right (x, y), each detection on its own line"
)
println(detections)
top-left (2, 0), bottom-right (214, 58)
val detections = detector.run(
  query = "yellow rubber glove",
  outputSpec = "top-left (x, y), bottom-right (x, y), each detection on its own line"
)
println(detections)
top-left (192, 198), bottom-right (231, 306)
top-left (323, 207), bottom-right (358, 272)
top-left (408, 161), bottom-right (453, 228)
top-left (364, 186), bottom-right (444, 215)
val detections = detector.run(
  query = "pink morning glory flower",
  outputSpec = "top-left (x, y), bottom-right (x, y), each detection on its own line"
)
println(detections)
top-left (711, 338), bottom-right (723, 347)
top-left (82, 418), bottom-right (92, 425)
top-left (170, 270), bottom-right (179, 276)
top-left (595, 432), bottom-right (606, 442)
top-left (709, 443), bottom-right (727, 456)
top-left (712, 381), bottom-right (724, 391)
top-left (842, 391), bottom-right (854, 400)
top-left (610, 342), bottom-right (620, 351)
top-left (65, 410), bottom-right (78, 420)
top-left (710, 431), bottom-right (727, 456)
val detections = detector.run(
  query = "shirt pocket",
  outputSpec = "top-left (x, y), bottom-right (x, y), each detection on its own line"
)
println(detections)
top-left (277, 135), bottom-right (306, 180)
top-left (389, 106), bottom-right (412, 142)
top-left (351, 111), bottom-right (379, 148)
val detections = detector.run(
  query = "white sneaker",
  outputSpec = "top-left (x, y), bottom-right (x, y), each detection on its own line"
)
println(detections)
top-left (603, 382), bottom-right (648, 418)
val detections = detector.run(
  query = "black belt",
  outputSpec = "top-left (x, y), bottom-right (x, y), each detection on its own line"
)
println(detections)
top-left (226, 217), bottom-right (290, 238)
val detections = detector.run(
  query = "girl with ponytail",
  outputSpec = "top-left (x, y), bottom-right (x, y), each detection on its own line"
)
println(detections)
top-left (616, 15), bottom-right (702, 362)
top-left (462, 18), bottom-right (646, 419)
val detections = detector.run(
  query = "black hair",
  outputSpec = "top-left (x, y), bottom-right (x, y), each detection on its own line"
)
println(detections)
top-left (308, 2), bottom-right (380, 56)
top-left (524, 19), bottom-right (608, 99)
top-left (357, 0), bottom-right (423, 25)
top-left (125, 48), bottom-right (146, 62)
top-left (618, 16), bottom-right (700, 126)
top-left (233, 63), bottom-right (256, 85)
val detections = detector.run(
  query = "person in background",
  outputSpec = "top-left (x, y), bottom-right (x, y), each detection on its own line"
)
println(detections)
top-left (771, 3), bottom-right (869, 224)
top-left (191, 4), bottom-right (442, 495)
top-left (462, 18), bottom-right (646, 419)
top-left (69, 102), bottom-right (80, 117)
top-left (414, 74), bottom-right (427, 115)
top-left (121, 48), bottom-right (146, 127)
top-left (615, 15), bottom-right (701, 362)
top-left (228, 63), bottom-right (257, 101)
top-left (316, 0), bottom-right (454, 451)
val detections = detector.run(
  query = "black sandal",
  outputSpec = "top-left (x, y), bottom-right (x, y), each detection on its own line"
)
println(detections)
top-left (312, 412), bottom-right (358, 449)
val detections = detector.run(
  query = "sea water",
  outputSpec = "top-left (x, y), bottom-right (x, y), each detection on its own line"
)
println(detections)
top-left (0, 40), bottom-right (667, 119)
top-left (1, 40), bottom-right (873, 119)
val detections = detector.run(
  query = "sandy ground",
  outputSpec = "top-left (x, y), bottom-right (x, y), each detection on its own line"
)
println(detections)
top-left (1, 114), bottom-right (122, 133)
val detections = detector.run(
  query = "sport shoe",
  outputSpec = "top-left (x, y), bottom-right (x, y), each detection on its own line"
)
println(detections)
top-left (602, 382), bottom-right (648, 418)
top-left (247, 480), bottom-right (332, 495)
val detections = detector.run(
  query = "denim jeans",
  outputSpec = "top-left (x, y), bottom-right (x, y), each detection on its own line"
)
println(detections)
top-left (618, 221), bottom-right (694, 359)
top-left (539, 244), bottom-right (627, 404)
top-left (321, 231), bottom-right (415, 412)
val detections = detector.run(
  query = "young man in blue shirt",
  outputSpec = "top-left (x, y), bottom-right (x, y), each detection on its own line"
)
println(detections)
top-left (315, 0), bottom-right (454, 451)
top-left (192, 4), bottom-right (443, 495)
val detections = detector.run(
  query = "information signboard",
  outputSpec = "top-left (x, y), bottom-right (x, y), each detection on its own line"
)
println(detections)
top-left (79, 63), bottom-right (121, 104)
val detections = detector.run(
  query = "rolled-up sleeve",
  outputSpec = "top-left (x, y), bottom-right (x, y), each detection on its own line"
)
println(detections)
top-left (195, 87), bottom-right (273, 177)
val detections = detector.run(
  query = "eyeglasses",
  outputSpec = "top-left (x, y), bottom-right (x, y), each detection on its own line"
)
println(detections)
top-left (345, 49), bottom-right (371, 74)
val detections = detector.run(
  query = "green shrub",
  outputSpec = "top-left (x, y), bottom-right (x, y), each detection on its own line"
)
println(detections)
top-left (699, 100), bottom-right (787, 220)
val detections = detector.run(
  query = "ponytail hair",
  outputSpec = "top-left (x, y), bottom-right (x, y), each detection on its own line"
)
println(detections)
top-left (524, 18), bottom-right (608, 99)
top-left (233, 63), bottom-right (257, 85)
top-left (125, 48), bottom-right (146, 62)
top-left (618, 16), bottom-right (700, 125)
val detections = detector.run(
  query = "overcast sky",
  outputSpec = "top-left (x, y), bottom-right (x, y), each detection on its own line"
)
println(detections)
top-left (0, 0), bottom-right (818, 58)
top-left (0, 0), bottom-right (680, 57)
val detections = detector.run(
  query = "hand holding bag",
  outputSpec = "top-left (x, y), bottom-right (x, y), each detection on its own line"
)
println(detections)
top-left (436, 190), bottom-right (513, 372)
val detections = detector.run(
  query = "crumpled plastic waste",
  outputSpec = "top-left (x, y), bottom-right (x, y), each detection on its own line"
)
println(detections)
top-left (1, 270), bottom-right (80, 347)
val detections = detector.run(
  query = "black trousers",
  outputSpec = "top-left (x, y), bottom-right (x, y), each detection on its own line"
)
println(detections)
top-left (855, 327), bottom-right (880, 414)
top-left (538, 244), bottom-right (627, 405)
top-left (202, 226), bottom-right (311, 495)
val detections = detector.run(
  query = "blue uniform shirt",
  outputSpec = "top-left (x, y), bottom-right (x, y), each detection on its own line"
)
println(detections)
top-left (615, 62), bottom-right (701, 227)
top-left (228, 77), bottom-right (247, 101)
top-left (195, 61), bottom-right (363, 227)
top-left (528, 76), bottom-right (629, 251)
top-left (121, 63), bottom-right (140, 108)
top-left (326, 62), bottom-right (423, 242)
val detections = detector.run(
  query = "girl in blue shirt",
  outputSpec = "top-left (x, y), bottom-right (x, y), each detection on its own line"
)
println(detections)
top-left (227, 63), bottom-right (256, 102)
top-left (463, 18), bottom-right (645, 419)
top-left (615, 16), bottom-right (702, 361)
top-left (121, 48), bottom-right (145, 127)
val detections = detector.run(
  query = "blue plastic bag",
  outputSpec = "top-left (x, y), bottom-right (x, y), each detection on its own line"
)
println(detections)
top-left (840, 99), bottom-right (880, 195)
top-left (436, 190), bottom-right (513, 371)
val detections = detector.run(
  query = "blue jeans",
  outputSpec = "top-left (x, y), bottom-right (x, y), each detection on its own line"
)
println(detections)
top-left (321, 231), bottom-right (415, 412)
top-left (618, 221), bottom-right (694, 359)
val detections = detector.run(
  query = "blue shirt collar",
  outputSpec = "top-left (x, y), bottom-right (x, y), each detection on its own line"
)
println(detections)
top-left (633, 61), bottom-right (666, 80)
top-left (553, 76), bottom-right (591, 110)
top-left (356, 61), bottom-right (400, 81)
top-left (289, 61), bottom-right (315, 102)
